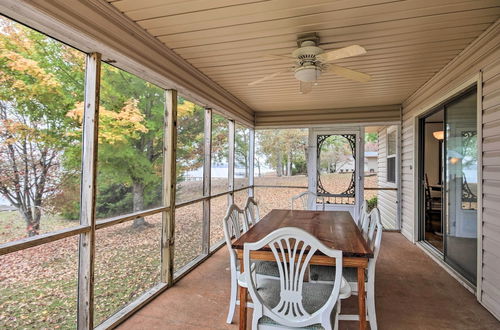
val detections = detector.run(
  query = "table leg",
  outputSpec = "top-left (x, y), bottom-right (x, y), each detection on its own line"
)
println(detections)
top-left (239, 258), bottom-right (247, 330)
top-left (358, 267), bottom-right (366, 330)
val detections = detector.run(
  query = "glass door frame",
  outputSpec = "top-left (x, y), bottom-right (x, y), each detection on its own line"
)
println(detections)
top-left (308, 127), bottom-right (364, 219)
top-left (418, 107), bottom-right (446, 254)
top-left (417, 85), bottom-right (481, 290)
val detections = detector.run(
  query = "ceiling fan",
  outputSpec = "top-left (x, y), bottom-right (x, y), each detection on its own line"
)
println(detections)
top-left (248, 33), bottom-right (371, 94)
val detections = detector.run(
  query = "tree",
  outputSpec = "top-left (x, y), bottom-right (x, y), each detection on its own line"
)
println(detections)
top-left (365, 132), bottom-right (378, 152)
top-left (0, 18), bottom-right (157, 235)
top-left (256, 129), bottom-right (307, 177)
top-left (0, 16), bottom-right (235, 236)
top-left (235, 125), bottom-right (250, 178)
top-left (93, 64), bottom-right (164, 227)
top-left (319, 136), bottom-right (352, 173)
top-left (175, 98), bottom-right (205, 198)
top-left (176, 99), bottom-right (204, 175)
top-left (365, 132), bottom-right (378, 142)
top-left (0, 18), bottom-right (84, 236)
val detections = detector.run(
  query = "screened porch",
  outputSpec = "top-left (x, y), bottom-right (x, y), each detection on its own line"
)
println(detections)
top-left (1, 1), bottom-right (500, 330)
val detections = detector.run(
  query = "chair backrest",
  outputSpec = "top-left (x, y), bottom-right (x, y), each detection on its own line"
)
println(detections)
top-left (244, 197), bottom-right (260, 227)
top-left (244, 227), bottom-right (342, 328)
top-left (223, 204), bottom-right (247, 269)
top-left (424, 173), bottom-right (432, 206)
top-left (366, 208), bottom-right (383, 283)
top-left (357, 200), bottom-right (368, 227)
top-left (291, 191), bottom-right (325, 211)
top-left (367, 207), bottom-right (381, 241)
top-left (360, 201), bottom-right (371, 234)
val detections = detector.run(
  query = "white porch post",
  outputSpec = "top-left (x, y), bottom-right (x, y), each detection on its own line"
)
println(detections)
top-left (228, 120), bottom-right (235, 205)
top-left (202, 108), bottom-right (212, 255)
top-left (307, 128), bottom-right (316, 210)
top-left (249, 128), bottom-right (255, 197)
top-left (77, 52), bottom-right (101, 330)
top-left (161, 89), bottom-right (177, 286)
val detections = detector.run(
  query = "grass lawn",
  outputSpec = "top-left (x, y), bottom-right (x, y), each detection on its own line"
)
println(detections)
top-left (0, 211), bottom-right (79, 244)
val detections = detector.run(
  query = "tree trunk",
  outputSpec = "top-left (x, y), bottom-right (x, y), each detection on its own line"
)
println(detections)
top-left (276, 150), bottom-right (283, 177)
top-left (286, 151), bottom-right (292, 176)
top-left (20, 207), bottom-right (40, 237)
top-left (132, 182), bottom-right (148, 228)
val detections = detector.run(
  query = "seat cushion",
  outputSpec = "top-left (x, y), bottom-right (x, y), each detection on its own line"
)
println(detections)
top-left (254, 260), bottom-right (280, 277)
top-left (256, 279), bottom-right (338, 329)
top-left (236, 261), bottom-right (280, 277)
top-left (310, 265), bottom-right (367, 283)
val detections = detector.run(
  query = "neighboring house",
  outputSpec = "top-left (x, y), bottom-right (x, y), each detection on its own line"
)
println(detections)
top-left (322, 151), bottom-right (378, 174)
top-left (364, 151), bottom-right (378, 173)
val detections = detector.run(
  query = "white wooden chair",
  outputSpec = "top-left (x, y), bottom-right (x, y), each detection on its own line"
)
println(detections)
top-left (339, 208), bottom-right (383, 330)
top-left (224, 204), bottom-right (280, 324)
top-left (243, 227), bottom-right (344, 329)
top-left (223, 204), bottom-right (250, 324)
top-left (244, 197), bottom-right (261, 227)
top-left (291, 191), bottom-right (326, 211)
top-left (309, 208), bottom-right (383, 329)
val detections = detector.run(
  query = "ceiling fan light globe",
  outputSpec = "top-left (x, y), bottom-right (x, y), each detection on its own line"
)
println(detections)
top-left (294, 65), bottom-right (321, 82)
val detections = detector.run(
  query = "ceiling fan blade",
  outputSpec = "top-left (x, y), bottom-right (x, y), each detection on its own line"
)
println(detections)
top-left (300, 81), bottom-right (313, 94)
top-left (326, 64), bottom-right (371, 82)
top-left (316, 45), bottom-right (366, 63)
top-left (248, 68), bottom-right (291, 86)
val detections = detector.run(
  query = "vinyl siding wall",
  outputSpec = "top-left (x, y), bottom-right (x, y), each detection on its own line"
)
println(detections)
top-left (400, 20), bottom-right (500, 319)
top-left (255, 105), bottom-right (400, 128)
top-left (377, 127), bottom-right (399, 229)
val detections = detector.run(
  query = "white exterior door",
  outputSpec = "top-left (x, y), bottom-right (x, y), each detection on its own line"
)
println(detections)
top-left (308, 127), bottom-right (364, 219)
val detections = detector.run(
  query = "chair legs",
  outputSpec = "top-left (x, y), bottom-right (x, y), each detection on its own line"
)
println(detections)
top-left (334, 300), bottom-right (340, 330)
top-left (366, 286), bottom-right (377, 330)
top-left (226, 271), bottom-right (238, 324)
top-left (338, 284), bottom-right (377, 330)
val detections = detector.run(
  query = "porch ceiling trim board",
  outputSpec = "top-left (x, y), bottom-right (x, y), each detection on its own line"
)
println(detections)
top-left (255, 104), bottom-right (400, 128)
top-left (0, 0), bottom-right (255, 127)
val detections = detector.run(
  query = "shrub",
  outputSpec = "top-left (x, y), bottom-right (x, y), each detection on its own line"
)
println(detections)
top-left (367, 196), bottom-right (378, 212)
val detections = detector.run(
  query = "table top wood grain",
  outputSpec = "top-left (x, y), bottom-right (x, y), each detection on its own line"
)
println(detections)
top-left (232, 209), bottom-right (374, 258)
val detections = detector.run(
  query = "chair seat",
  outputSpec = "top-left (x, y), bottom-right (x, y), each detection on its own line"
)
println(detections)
top-left (237, 260), bottom-right (280, 276)
top-left (254, 260), bottom-right (280, 277)
top-left (256, 279), bottom-right (338, 329)
top-left (310, 265), bottom-right (367, 283)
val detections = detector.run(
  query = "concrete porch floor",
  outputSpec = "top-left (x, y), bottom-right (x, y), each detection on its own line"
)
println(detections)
top-left (118, 233), bottom-right (499, 329)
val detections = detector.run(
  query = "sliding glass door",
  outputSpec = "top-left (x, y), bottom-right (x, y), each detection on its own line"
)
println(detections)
top-left (444, 90), bottom-right (478, 284)
top-left (420, 88), bottom-right (478, 286)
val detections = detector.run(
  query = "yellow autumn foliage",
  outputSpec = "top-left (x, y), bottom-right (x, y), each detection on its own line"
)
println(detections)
top-left (67, 99), bottom-right (148, 144)
top-left (2, 50), bottom-right (60, 89)
top-left (178, 99), bottom-right (198, 118)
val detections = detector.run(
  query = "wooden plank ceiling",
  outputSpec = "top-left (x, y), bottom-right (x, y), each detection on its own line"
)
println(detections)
top-left (106, 0), bottom-right (500, 112)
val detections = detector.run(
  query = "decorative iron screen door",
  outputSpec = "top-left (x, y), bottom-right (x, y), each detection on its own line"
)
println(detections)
top-left (308, 129), bottom-right (363, 219)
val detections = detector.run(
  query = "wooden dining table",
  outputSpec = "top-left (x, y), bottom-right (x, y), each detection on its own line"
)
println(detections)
top-left (232, 209), bottom-right (374, 330)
